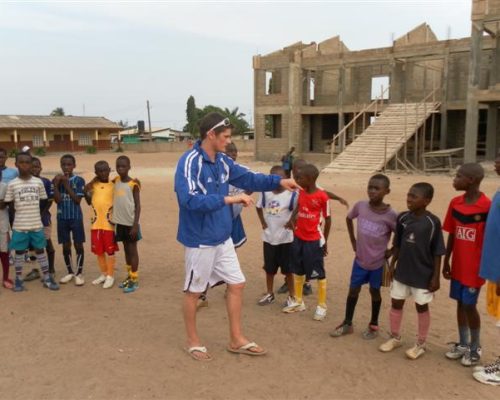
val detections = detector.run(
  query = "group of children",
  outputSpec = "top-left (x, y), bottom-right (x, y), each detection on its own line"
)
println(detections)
top-left (233, 145), bottom-right (500, 386)
top-left (0, 149), bottom-right (141, 294)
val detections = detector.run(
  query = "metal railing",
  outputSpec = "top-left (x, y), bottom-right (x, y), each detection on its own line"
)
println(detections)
top-left (329, 85), bottom-right (390, 161)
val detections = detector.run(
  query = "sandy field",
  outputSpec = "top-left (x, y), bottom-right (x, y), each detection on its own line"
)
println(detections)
top-left (1, 150), bottom-right (499, 400)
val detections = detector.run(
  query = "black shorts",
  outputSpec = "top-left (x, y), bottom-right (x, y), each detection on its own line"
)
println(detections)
top-left (115, 224), bottom-right (142, 243)
top-left (263, 242), bottom-right (292, 275)
top-left (291, 237), bottom-right (325, 280)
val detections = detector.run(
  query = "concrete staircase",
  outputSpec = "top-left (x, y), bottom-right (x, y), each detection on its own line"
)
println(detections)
top-left (323, 102), bottom-right (440, 173)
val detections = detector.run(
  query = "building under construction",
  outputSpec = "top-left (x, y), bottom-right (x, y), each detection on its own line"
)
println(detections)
top-left (252, 0), bottom-right (500, 172)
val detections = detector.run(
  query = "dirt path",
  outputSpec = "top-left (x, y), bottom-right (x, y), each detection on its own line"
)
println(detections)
top-left (1, 151), bottom-right (498, 400)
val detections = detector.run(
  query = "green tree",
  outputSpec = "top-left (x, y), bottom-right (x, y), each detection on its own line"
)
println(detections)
top-left (222, 107), bottom-right (249, 136)
top-left (50, 107), bottom-right (65, 116)
top-left (183, 96), bottom-right (201, 136)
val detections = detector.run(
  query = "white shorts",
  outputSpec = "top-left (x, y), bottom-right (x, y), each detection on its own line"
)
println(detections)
top-left (184, 238), bottom-right (245, 293)
top-left (391, 279), bottom-right (434, 305)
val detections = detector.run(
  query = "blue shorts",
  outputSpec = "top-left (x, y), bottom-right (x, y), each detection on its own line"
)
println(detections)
top-left (10, 230), bottom-right (46, 251)
top-left (291, 237), bottom-right (325, 280)
top-left (57, 218), bottom-right (86, 244)
top-left (449, 279), bottom-right (481, 305)
top-left (349, 260), bottom-right (383, 289)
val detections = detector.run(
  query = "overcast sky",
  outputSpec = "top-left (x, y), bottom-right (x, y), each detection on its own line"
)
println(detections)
top-left (0, 1), bottom-right (472, 129)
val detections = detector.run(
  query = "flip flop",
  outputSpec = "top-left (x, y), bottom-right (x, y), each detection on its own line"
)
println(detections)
top-left (227, 342), bottom-right (267, 356)
top-left (186, 346), bottom-right (213, 362)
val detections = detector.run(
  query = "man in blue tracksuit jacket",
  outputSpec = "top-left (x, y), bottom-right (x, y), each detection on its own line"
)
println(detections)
top-left (175, 112), bottom-right (299, 361)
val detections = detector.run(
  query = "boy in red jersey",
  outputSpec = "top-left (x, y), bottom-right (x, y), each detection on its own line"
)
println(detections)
top-left (443, 163), bottom-right (491, 367)
top-left (283, 164), bottom-right (331, 321)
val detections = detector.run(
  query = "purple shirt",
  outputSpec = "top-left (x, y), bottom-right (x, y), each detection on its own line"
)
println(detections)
top-left (347, 201), bottom-right (398, 270)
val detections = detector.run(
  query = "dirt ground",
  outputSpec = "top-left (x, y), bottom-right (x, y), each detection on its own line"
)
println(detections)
top-left (1, 150), bottom-right (499, 400)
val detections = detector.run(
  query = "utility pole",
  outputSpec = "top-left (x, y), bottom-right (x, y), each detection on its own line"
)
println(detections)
top-left (147, 100), bottom-right (152, 141)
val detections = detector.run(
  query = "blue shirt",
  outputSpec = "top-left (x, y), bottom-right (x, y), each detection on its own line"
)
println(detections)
top-left (175, 140), bottom-right (281, 247)
top-left (480, 190), bottom-right (500, 282)
top-left (56, 175), bottom-right (85, 220)
top-left (0, 167), bottom-right (18, 184)
top-left (40, 176), bottom-right (54, 226)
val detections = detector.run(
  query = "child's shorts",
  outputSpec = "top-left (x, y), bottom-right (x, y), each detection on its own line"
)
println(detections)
top-left (43, 224), bottom-right (52, 240)
top-left (391, 279), bottom-right (434, 305)
top-left (0, 231), bottom-right (9, 253)
top-left (91, 229), bottom-right (119, 256)
top-left (350, 260), bottom-right (383, 289)
top-left (449, 279), bottom-right (481, 305)
top-left (486, 281), bottom-right (500, 319)
top-left (10, 229), bottom-right (46, 251)
top-left (291, 237), bottom-right (325, 280)
top-left (115, 224), bottom-right (142, 242)
top-left (263, 242), bottom-right (292, 275)
top-left (57, 219), bottom-right (85, 244)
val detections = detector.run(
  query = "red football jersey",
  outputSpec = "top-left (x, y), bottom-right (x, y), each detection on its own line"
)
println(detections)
top-left (294, 189), bottom-right (330, 241)
top-left (443, 193), bottom-right (491, 288)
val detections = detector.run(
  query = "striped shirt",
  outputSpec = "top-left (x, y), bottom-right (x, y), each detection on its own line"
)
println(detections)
top-left (4, 176), bottom-right (47, 231)
top-left (56, 175), bottom-right (85, 220)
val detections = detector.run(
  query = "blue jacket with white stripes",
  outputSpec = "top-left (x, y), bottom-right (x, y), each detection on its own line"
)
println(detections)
top-left (175, 141), bottom-right (281, 248)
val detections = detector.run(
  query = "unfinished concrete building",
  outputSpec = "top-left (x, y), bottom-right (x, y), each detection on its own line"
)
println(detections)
top-left (253, 0), bottom-right (500, 172)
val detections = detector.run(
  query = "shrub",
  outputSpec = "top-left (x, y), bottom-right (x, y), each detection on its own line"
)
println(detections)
top-left (115, 146), bottom-right (124, 153)
top-left (85, 146), bottom-right (97, 154)
top-left (34, 147), bottom-right (46, 156)
top-left (9, 148), bottom-right (18, 158)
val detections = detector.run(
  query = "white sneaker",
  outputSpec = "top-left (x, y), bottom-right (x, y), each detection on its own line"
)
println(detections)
top-left (103, 276), bottom-right (114, 289)
top-left (313, 305), bottom-right (327, 321)
top-left (282, 298), bottom-right (306, 313)
top-left (74, 274), bottom-right (85, 286)
top-left (473, 362), bottom-right (500, 386)
top-left (59, 273), bottom-right (74, 284)
top-left (92, 275), bottom-right (106, 285)
top-left (445, 343), bottom-right (468, 360)
top-left (406, 343), bottom-right (426, 360)
top-left (379, 336), bottom-right (403, 353)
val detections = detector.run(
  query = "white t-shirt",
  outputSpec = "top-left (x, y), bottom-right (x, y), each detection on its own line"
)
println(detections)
top-left (4, 176), bottom-right (47, 232)
top-left (256, 190), bottom-right (297, 245)
top-left (0, 183), bottom-right (10, 233)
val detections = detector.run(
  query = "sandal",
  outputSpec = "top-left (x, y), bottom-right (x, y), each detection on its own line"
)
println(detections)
top-left (186, 346), bottom-right (212, 361)
top-left (227, 342), bottom-right (267, 356)
top-left (24, 268), bottom-right (40, 282)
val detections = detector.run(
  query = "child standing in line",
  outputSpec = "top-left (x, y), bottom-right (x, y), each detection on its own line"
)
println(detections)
top-left (443, 163), bottom-right (491, 367)
top-left (330, 174), bottom-right (397, 339)
top-left (0, 180), bottom-right (12, 288)
top-left (282, 164), bottom-right (331, 321)
top-left (2, 152), bottom-right (59, 292)
top-left (53, 154), bottom-right (86, 286)
top-left (256, 165), bottom-right (297, 307)
top-left (24, 157), bottom-right (56, 281)
top-left (277, 158), bottom-right (348, 297)
top-left (85, 161), bottom-right (119, 289)
top-left (112, 156), bottom-right (141, 294)
top-left (473, 150), bottom-right (500, 386)
top-left (379, 182), bottom-right (445, 360)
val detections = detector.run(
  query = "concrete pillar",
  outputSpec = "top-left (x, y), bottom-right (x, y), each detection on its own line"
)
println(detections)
top-left (464, 21), bottom-right (484, 162)
top-left (288, 62), bottom-right (301, 152)
top-left (13, 129), bottom-right (18, 144)
top-left (43, 129), bottom-right (48, 147)
top-left (338, 65), bottom-right (345, 150)
top-left (70, 130), bottom-right (74, 151)
top-left (486, 103), bottom-right (498, 159)
top-left (440, 51), bottom-right (450, 149)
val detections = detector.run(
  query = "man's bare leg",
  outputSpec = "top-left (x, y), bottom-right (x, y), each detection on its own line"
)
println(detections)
top-left (226, 282), bottom-right (265, 354)
top-left (183, 291), bottom-right (211, 360)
